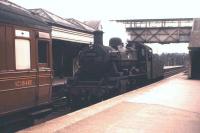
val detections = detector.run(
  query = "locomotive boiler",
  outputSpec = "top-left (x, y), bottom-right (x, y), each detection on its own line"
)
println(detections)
top-left (66, 31), bottom-right (163, 106)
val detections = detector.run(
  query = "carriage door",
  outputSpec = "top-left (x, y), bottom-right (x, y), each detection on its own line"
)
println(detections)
top-left (37, 32), bottom-right (52, 105)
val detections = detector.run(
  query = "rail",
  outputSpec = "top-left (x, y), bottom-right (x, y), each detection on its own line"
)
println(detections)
top-left (164, 65), bottom-right (186, 78)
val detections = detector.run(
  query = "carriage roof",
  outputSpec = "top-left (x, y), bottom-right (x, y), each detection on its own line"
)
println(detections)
top-left (0, 1), bottom-right (50, 31)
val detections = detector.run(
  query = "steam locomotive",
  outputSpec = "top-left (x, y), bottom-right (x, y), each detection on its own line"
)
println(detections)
top-left (66, 31), bottom-right (164, 106)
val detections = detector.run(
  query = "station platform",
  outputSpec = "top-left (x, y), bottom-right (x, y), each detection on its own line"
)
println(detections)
top-left (19, 73), bottom-right (200, 133)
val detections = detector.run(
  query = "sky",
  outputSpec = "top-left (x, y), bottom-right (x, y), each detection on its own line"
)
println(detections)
top-left (10, 0), bottom-right (200, 20)
top-left (10, 0), bottom-right (197, 53)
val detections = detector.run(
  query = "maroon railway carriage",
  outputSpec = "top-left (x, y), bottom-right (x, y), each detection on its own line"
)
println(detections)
top-left (0, 2), bottom-right (52, 125)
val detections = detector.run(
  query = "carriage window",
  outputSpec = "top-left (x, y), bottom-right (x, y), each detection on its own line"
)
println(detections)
top-left (15, 39), bottom-right (31, 70)
top-left (38, 40), bottom-right (49, 64)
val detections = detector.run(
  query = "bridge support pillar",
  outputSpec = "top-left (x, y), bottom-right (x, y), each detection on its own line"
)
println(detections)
top-left (189, 18), bottom-right (200, 79)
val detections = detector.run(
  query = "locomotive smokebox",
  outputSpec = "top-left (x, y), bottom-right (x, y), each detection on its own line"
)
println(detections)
top-left (93, 30), bottom-right (104, 45)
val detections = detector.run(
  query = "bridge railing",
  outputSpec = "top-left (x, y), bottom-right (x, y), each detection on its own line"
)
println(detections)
top-left (114, 18), bottom-right (193, 28)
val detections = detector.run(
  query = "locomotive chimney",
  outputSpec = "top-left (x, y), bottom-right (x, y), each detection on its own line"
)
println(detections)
top-left (93, 30), bottom-right (104, 45)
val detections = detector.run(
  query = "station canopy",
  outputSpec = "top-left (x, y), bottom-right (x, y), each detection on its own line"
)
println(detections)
top-left (30, 8), bottom-right (95, 44)
top-left (30, 8), bottom-right (95, 33)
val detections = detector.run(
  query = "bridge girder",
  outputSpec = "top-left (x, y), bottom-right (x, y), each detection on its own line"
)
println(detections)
top-left (127, 27), bottom-right (192, 43)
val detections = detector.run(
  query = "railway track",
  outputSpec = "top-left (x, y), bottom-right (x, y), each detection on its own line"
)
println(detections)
top-left (164, 66), bottom-right (186, 78)
top-left (1, 66), bottom-right (186, 133)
